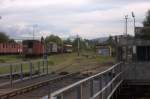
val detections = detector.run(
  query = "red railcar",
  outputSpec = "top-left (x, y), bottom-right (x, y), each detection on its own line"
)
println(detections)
top-left (22, 40), bottom-right (44, 56)
top-left (0, 43), bottom-right (22, 55)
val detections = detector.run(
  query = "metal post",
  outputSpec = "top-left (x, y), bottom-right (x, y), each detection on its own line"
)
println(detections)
top-left (99, 77), bottom-right (102, 99)
top-left (38, 61), bottom-right (40, 76)
top-left (20, 63), bottom-right (23, 81)
top-left (133, 17), bottom-right (135, 34)
top-left (105, 74), bottom-right (109, 98)
top-left (77, 84), bottom-right (83, 99)
top-left (115, 90), bottom-right (118, 99)
top-left (32, 63), bottom-right (35, 75)
top-left (32, 24), bottom-right (37, 40)
top-left (77, 35), bottom-right (80, 56)
top-left (99, 77), bottom-right (102, 90)
top-left (132, 12), bottom-right (135, 35)
top-left (46, 60), bottom-right (48, 74)
top-left (90, 80), bottom-right (94, 97)
top-left (125, 15), bottom-right (128, 36)
top-left (57, 94), bottom-right (64, 99)
top-left (10, 64), bottom-right (13, 88)
top-left (48, 83), bottom-right (52, 99)
top-left (43, 60), bottom-right (45, 73)
top-left (30, 62), bottom-right (32, 79)
top-left (102, 74), bottom-right (106, 99)
top-left (125, 15), bottom-right (128, 62)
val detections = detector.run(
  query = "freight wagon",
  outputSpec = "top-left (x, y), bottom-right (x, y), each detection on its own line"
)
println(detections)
top-left (46, 42), bottom-right (58, 54)
top-left (22, 40), bottom-right (44, 56)
top-left (63, 44), bottom-right (73, 53)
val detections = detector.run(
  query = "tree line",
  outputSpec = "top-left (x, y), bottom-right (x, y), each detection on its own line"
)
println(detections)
top-left (0, 32), bottom-right (96, 51)
top-left (45, 34), bottom-right (96, 51)
top-left (136, 10), bottom-right (150, 40)
top-left (0, 32), bottom-right (15, 43)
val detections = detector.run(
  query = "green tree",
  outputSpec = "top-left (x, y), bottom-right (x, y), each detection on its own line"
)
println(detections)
top-left (107, 36), bottom-right (115, 46)
top-left (0, 32), bottom-right (9, 43)
top-left (45, 35), bottom-right (62, 45)
top-left (140, 10), bottom-right (150, 40)
top-left (63, 38), bottom-right (72, 45)
top-left (143, 10), bottom-right (150, 27)
top-left (83, 39), bottom-right (96, 50)
top-left (8, 39), bottom-right (16, 43)
top-left (72, 37), bottom-right (87, 51)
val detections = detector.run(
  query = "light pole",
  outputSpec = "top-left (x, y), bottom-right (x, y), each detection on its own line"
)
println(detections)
top-left (125, 15), bottom-right (128, 36)
top-left (132, 12), bottom-right (135, 35)
top-left (32, 24), bottom-right (38, 40)
top-left (77, 35), bottom-right (80, 56)
top-left (124, 15), bottom-right (128, 62)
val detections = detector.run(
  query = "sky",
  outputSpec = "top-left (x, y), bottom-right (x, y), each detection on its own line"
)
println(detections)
top-left (0, 0), bottom-right (150, 39)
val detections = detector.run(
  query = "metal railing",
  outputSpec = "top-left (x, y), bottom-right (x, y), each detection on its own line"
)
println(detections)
top-left (50, 62), bottom-right (125, 99)
top-left (0, 59), bottom-right (49, 88)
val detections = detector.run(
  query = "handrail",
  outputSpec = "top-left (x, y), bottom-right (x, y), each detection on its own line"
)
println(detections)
top-left (90, 72), bottom-right (122, 99)
top-left (107, 80), bottom-right (123, 99)
top-left (0, 72), bottom-right (78, 98)
top-left (51, 62), bottom-right (123, 98)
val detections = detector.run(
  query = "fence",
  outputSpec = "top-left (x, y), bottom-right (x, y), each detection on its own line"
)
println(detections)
top-left (50, 62), bottom-right (126, 99)
top-left (0, 59), bottom-right (49, 87)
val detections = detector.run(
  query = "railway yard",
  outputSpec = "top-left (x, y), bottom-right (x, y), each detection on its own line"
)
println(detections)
top-left (0, 52), bottom-right (114, 99)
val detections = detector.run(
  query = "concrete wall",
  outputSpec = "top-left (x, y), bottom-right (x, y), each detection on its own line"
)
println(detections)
top-left (125, 62), bottom-right (150, 82)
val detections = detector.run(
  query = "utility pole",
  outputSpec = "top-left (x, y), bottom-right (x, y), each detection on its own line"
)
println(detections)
top-left (132, 12), bottom-right (137, 63)
top-left (125, 15), bottom-right (128, 36)
top-left (132, 12), bottom-right (135, 34)
top-left (32, 24), bottom-right (37, 40)
top-left (77, 35), bottom-right (80, 56)
top-left (124, 15), bottom-right (128, 62)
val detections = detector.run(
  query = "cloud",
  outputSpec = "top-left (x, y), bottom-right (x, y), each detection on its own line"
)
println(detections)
top-left (0, 0), bottom-right (150, 39)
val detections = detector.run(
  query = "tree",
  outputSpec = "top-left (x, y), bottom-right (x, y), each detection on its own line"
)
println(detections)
top-left (139, 10), bottom-right (150, 40)
top-left (107, 36), bottom-right (115, 46)
top-left (72, 37), bottom-right (87, 51)
top-left (143, 10), bottom-right (150, 27)
top-left (63, 38), bottom-right (72, 45)
top-left (0, 32), bottom-right (9, 43)
top-left (8, 39), bottom-right (16, 43)
top-left (45, 35), bottom-right (62, 45)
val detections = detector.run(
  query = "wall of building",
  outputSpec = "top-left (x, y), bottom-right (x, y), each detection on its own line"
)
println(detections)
top-left (125, 62), bottom-right (150, 82)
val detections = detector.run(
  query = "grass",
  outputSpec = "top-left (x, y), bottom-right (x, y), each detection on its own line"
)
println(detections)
top-left (0, 55), bottom-right (22, 63)
top-left (0, 52), bottom-right (115, 75)
top-left (47, 52), bottom-right (115, 73)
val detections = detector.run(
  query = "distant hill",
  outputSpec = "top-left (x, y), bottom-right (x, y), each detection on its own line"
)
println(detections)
top-left (92, 37), bottom-right (109, 43)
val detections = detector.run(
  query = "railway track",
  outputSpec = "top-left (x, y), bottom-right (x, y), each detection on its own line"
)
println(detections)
top-left (0, 72), bottom-right (80, 99)
top-left (0, 64), bottom-right (111, 99)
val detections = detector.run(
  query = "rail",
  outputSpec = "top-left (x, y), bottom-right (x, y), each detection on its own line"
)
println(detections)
top-left (50, 62), bottom-right (125, 99)
top-left (0, 72), bottom-right (79, 99)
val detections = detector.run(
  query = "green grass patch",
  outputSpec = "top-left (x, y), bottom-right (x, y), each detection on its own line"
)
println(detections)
top-left (0, 52), bottom-right (115, 75)
top-left (0, 55), bottom-right (22, 63)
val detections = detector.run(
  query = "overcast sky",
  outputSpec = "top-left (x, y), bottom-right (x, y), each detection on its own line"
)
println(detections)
top-left (0, 0), bottom-right (150, 39)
